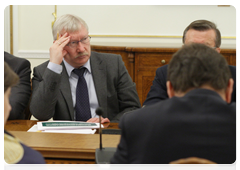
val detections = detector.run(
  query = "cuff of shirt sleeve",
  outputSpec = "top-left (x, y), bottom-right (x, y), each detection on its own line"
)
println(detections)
top-left (47, 62), bottom-right (63, 74)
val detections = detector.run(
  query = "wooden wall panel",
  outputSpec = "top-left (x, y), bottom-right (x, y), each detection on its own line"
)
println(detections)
top-left (91, 45), bottom-right (135, 81)
top-left (220, 49), bottom-right (237, 66)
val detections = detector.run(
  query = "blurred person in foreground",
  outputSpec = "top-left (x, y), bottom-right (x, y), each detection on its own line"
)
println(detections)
top-left (111, 43), bottom-right (236, 164)
top-left (4, 62), bottom-right (45, 164)
top-left (4, 51), bottom-right (31, 119)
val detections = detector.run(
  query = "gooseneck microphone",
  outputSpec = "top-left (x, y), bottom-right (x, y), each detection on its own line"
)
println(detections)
top-left (95, 107), bottom-right (117, 164)
top-left (95, 107), bottom-right (103, 150)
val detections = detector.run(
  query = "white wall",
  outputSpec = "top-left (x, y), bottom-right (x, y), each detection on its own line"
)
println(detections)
top-left (4, 5), bottom-right (236, 74)
top-left (58, 5), bottom-right (236, 36)
top-left (4, 6), bottom-right (10, 52)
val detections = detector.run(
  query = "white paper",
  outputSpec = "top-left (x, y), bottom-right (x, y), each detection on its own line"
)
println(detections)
top-left (28, 125), bottom-right (96, 134)
top-left (43, 129), bottom-right (96, 134)
top-left (27, 124), bottom-right (39, 132)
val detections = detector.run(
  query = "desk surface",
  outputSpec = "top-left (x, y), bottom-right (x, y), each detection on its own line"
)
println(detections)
top-left (9, 131), bottom-right (120, 161)
top-left (5, 120), bottom-right (119, 131)
top-left (5, 120), bottom-right (120, 164)
top-left (5, 120), bottom-right (120, 159)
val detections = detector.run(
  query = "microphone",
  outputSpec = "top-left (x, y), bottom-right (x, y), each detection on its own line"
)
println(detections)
top-left (95, 107), bottom-right (103, 150)
top-left (95, 107), bottom-right (117, 164)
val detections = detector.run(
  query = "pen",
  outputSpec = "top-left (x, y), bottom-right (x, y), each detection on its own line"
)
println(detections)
top-left (57, 31), bottom-right (59, 40)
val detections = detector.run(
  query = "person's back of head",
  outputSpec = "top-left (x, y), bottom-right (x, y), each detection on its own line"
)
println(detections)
top-left (182, 20), bottom-right (221, 48)
top-left (167, 43), bottom-right (233, 102)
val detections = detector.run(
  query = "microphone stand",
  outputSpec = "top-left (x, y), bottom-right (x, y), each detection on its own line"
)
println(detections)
top-left (99, 115), bottom-right (102, 150)
top-left (95, 107), bottom-right (117, 164)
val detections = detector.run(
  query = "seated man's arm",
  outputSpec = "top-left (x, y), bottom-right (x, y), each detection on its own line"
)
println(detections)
top-left (8, 59), bottom-right (31, 120)
top-left (112, 56), bottom-right (141, 121)
top-left (143, 65), bottom-right (169, 106)
top-left (30, 63), bottom-right (62, 120)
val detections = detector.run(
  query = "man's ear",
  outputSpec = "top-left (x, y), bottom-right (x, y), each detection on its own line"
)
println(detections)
top-left (225, 78), bottom-right (234, 103)
top-left (215, 47), bottom-right (221, 53)
top-left (167, 81), bottom-right (175, 98)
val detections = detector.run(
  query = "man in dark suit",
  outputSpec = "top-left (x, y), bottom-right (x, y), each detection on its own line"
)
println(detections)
top-left (111, 43), bottom-right (236, 164)
top-left (143, 20), bottom-right (236, 106)
top-left (30, 14), bottom-right (141, 122)
top-left (4, 51), bottom-right (32, 120)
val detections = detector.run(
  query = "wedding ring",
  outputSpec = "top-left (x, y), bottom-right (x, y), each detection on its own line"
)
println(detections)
top-left (58, 42), bottom-right (61, 45)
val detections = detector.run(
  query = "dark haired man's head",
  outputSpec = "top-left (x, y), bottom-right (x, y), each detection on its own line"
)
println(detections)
top-left (182, 20), bottom-right (221, 53)
top-left (167, 43), bottom-right (233, 103)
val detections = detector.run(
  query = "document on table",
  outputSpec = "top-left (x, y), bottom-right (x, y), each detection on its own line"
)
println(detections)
top-left (27, 121), bottom-right (103, 134)
top-left (28, 125), bottom-right (96, 134)
top-left (37, 121), bottom-right (103, 130)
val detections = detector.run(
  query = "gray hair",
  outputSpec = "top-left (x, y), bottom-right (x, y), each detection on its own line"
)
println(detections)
top-left (52, 14), bottom-right (89, 40)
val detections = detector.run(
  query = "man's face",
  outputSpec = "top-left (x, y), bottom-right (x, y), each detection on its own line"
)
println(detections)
top-left (184, 29), bottom-right (220, 52)
top-left (63, 26), bottom-right (91, 68)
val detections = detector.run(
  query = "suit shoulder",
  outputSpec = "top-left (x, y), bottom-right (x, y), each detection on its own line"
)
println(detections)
top-left (15, 57), bottom-right (31, 68)
top-left (4, 51), bottom-right (14, 62)
top-left (91, 51), bottom-right (123, 68)
top-left (33, 60), bottom-right (50, 73)
top-left (4, 52), bottom-right (30, 69)
top-left (228, 65), bottom-right (236, 71)
top-left (34, 60), bottom-right (49, 68)
top-left (156, 64), bottom-right (168, 73)
top-left (155, 64), bottom-right (168, 78)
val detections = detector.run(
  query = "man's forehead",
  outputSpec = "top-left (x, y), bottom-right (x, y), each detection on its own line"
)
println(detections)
top-left (186, 29), bottom-right (215, 39)
top-left (185, 29), bottom-right (216, 45)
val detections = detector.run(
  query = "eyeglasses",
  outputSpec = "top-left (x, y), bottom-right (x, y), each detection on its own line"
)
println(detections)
top-left (67, 36), bottom-right (91, 48)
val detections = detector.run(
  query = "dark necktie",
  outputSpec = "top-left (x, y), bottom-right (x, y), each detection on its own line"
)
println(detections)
top-left (73, 68), bottom-right (91, 121)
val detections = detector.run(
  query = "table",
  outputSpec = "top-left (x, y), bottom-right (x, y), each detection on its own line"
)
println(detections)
top-left (5, 120), bottom-right (120, 131)
top-left (5, 120), bottom-right (121, 164)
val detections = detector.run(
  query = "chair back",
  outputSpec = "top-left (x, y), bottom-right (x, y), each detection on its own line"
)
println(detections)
top-left (169, 157), bottom-right (219, 170)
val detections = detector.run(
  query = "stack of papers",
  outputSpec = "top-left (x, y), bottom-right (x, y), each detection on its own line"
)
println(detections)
top-left (27, 121), bottom-right (103, 134)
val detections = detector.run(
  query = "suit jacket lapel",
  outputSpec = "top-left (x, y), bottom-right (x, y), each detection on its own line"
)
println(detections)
top-left (90, 52), bottom-right (108, 118)
top-left (59, 63), bottom-right (74, 120)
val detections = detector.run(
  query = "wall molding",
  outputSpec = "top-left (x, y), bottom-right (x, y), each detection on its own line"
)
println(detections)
top-left (18, 37), bottom-right (236, 59)
top-left (90, 34), bottom-right (236, 39)
top-left (18, 50), bottom-right (50, 59)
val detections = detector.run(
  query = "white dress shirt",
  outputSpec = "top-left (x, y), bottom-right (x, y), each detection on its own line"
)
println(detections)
top-left (47, 59), bottom-right (99, 120)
